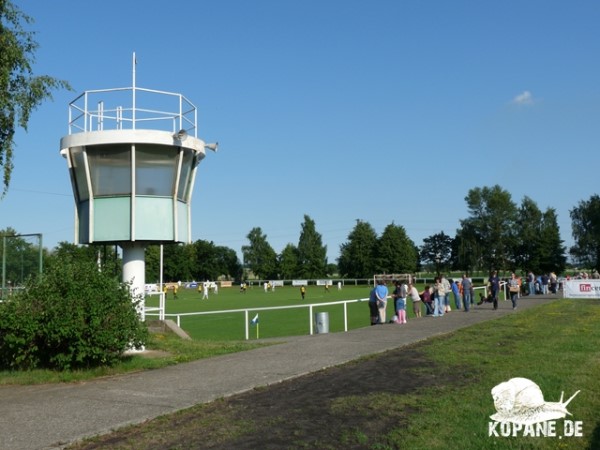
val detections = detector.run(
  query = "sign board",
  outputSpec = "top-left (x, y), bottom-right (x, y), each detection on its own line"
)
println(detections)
top-left (563, 280), bottom-right (600, 298)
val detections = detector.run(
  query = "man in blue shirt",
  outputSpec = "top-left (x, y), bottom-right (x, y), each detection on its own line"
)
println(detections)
top-left (375, 279), bottom-right (389, 323)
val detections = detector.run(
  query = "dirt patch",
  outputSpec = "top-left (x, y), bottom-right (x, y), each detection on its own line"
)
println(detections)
top-left (70, 345), bottom-right (461, 449)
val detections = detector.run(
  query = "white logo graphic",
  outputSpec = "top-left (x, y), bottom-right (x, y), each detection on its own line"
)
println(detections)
top-left (490, 377), bottom-right (579, 425)
top-left (488, 377), bottom-right (583, 438)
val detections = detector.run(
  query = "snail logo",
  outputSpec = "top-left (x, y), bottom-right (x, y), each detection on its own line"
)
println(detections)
top-left (488, 378), bottom-right (583, 438)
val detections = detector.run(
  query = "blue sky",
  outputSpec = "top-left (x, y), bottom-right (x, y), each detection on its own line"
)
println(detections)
top-left (2, 0), bottom-right (600, 262)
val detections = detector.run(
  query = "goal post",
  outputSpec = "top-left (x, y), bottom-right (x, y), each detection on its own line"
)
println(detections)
top-left (373, 273), bottom-right (414, 285)
top-left (1, 233), bottom-right (43, 299)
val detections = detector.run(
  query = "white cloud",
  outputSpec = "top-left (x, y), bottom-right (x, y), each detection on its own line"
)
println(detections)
top-left (512, 90), bottom-right (535, 105)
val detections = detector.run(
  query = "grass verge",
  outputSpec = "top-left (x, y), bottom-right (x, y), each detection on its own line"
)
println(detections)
top-left (0, 332), bottom-right (267, 385)
top-left (67, 299), bottom-right (600, 449)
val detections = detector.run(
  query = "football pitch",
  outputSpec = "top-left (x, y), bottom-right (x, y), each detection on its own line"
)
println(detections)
top-left (145, 283), bottom-right (392, 341)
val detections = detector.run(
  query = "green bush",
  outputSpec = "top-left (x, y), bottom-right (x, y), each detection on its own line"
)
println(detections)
top-left (0, 260), bottom-right (148, 370)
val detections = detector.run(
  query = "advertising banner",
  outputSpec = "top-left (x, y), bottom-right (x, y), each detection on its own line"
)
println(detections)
top-left (563, 280), bottom-right (600, 299)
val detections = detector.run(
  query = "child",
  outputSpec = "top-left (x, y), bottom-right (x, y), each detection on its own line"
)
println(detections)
top-left (421, 285), bottom-right (433, 316)
top-left (393, 281), bottom-right (408, 324)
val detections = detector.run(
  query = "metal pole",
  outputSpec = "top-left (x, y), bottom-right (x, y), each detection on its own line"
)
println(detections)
top-left (132, 52), bottom-right (136, 129)
top-left (160, 244), bottom-right (164, 320)
top-left (2, 236), bottom-right (6, 296)
top-left (38, 234), bottom-right (43, 276)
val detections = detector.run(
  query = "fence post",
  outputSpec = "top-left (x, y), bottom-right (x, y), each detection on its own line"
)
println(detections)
top-left (245, 310), bottom-right (249, 340)
top-left (309, 304), bottom-right (314, 335)
top-left (343, 301), bottom-right (348, 332)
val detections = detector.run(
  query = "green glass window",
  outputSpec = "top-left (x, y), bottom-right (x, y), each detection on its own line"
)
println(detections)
top-left (86, 144), bottom-right (131, 196)
top-left (70, 146), bottom-right (89, 201)
top-left (135, 144), bottom-right (178, 196)
top-left (176, 149), bottom-right (195, 201)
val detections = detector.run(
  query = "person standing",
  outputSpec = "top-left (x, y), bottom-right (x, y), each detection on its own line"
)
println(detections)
top-left (541, 273), bottom-right (549, 295)
top-left (508, 272), bottom-right (520, 310)
top-left (202, 282), bottom-right (209, 300)
top-left (461, 274), bottom-right (473, 312)
top-left (549, 272), bottom-right (558, 294)
top-left (375, 279), bottom-right (389, 324)
top-left (422, 285), bottom-right (433, 315)
top-left (441, 275), bottom-right (452, 313)
top-left (450, 279), bottom-right (462, 310)
top-left (527, 271), bottom-right (535, 296)
top-left (488, 270), bottom-right (500, 310)
top-left (408, 282), bottom-right (422, 318)
top-left (433, 277), bottom-right (446, 317)
top-left (369, 286), bottom-right (379, 325)
top-left (300, 285), bottom-right (306, 300)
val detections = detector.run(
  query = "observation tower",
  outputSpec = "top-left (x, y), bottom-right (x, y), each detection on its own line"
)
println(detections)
top-left (59, 57), bottom-right (216, 317)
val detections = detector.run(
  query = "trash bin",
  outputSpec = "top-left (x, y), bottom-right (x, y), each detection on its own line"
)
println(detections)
top-left (315, 312), bottom-right (329, 334)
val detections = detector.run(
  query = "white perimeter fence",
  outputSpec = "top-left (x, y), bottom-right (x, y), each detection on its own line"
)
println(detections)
top-left (145, 284), bottom-right (508, 340)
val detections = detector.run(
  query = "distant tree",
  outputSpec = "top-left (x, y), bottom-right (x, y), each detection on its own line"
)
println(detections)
top-left (570, 194), bottom-right (600, 269)
top-left (47, 242), bottom-right (119, 275)
top-left (459, 185), bottom-right (518, 272)
top-left (193, 240), bottom-right (221, 280)
top-left (326, 262), bottom-right (338, 276)
top-left (297, 215), bottom-right (327, 278)
top-left (144, 245), bottom-right (161, 283)
top-left (279, 243), bottom-right (299, 279)
top-left (376, 223), bottom-right (417, 273)
top-left (420, 231), bottom-right (453, 275)
top-left (513, 197), bottom-right (566, 274)
top-left (513, 196), bottom-right (543, 273)
top-left (0, 1), bottom-right (71, 195)
top-left (452, 225), bottom-right (480, 274)
top-left (242, 227), bottom-right (278, 279)
top-left (159, 243), bottom-right (195, 282)
top-left (213, 245), bottom-right (243, 281)
top-left (144, 241), bottom-right (241, 282)
top-left (337, 220), bottom-right (378, 278)
top-left (538, 208), bottom-right (566, 274)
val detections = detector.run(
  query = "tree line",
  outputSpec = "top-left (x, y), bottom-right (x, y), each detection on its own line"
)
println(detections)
top-left (3, 186), bottom-right (600, 284)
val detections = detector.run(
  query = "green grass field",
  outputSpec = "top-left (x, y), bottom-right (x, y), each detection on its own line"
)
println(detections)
top-left (145, 283), bottom-right (380, 340)
top-left (145, 282), bottom-right (496, 341)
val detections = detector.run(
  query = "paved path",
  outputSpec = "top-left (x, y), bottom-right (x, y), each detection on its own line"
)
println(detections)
top-left (0, 294), bottom-right (558, 450)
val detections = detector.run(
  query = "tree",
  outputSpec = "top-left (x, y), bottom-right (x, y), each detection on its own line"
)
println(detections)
top-left (570, 194), bottom-right (600, 269)
top-left (242, 227), bottom-right (278, 279)
top-left (376, 223), bottom-right (417, 273)
top-left (459, 185), bottom-right (518, 272)
top-left (213, 244), bottom-right (243, 281)
top-left (452, 225), bottom-right (480, 275)
top-left (0, 1), bottom-right (71, 195)
top-left (538, 208), bottom-right (566, 274)
top-left (337, 220), bottom-right (378, 278)
top-left (513, 196), bottom-right (544, 272)
top-left (160, 243), bottom-right (195, 282)
top-left (278, 243), bottom-right (299, 279)
top-left (145, 241), bottom-right (242, 282)
top-left (513, 197), bottom-right (566, 274)
top-left (297, 215), bottom-right (327, 278)
top-left (420, 231), bottom-right (453, 275)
